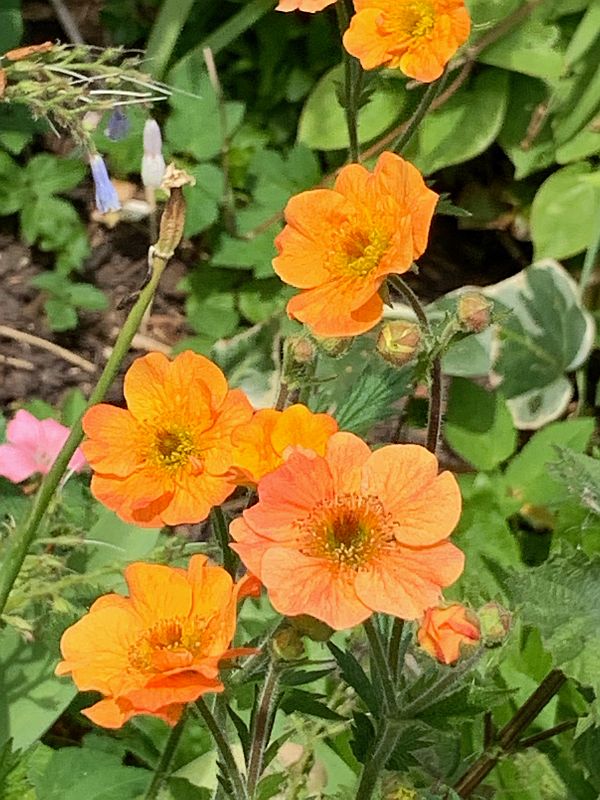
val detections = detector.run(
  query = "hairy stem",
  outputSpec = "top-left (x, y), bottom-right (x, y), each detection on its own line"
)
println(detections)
top-left (144, 711), bottom-right (188, 800)
top-left (355, 718), bottom-right (403, 800)
top-left (247, 662), bottom-right (281, 797)
top-left (392, 69), bottom-right (449, 154)
top-left (336, 0), bottom-right (362, 162)
top-left (193, 698), bottom-right (250, 800)
top-left (0, 253), bottom-right (168, 618)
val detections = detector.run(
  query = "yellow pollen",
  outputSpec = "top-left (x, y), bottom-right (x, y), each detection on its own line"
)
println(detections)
top-left (333, 226), bottom-right (390, 277)
top-left (152, 427), bottom-right (198, 470)
top-left (388, 2), bottom-right (436, 39)
top-left (298, 494), bottom-right (395, 569)
top-left (128, 615), bottom-right (210, 672)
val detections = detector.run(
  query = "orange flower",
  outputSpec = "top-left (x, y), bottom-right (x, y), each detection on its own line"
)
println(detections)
top-left (82, 351), bottom-right (252, 528)
top-left (56, 555), bottom-right (257, 728)
top-left (273, 152), bottom-right (438, 337)
top-left (276, 0), bottom-right (337, 10)
top-left (417, 603), bottom-right (480, 664)
top-left (229, 404), bottom-right (339, 485)
top-left (230, 432), bottom-right (463, 630)
top-left (343, 0), bottom-right (471, 83)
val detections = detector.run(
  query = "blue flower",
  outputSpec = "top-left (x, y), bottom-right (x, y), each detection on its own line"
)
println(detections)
top-left (105, 108), bottom-right (130, 141)
top-left (89, 153), bottom-right (121, 214)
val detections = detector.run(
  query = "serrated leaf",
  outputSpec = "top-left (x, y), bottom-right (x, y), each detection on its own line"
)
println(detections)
top-left (280, 666), bottom-right (335, 687)
top-left (548, 448), bottom-right (600, 516)
top-left (280, 689), bottom-right (345, 721)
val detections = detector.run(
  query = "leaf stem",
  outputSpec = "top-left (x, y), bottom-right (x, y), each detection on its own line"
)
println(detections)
top-left (392, 69), bottom-right (449, 154)
top-left (0, 253), bottom-right (168, 618)
top-left (210, 506), bottom-right (237, 577)
top-left (246, 661), bottom-right (281, 797)
top-left (364, 617), bottom-right (397, 714)
top-left (453, 669), bottom-right (566, 798)
top-left (144, 710), bottom-right (188, 800)
top-left (193, 697), bottom-right (250, 800)
top-left (355, 718), bottom-right (403, 800)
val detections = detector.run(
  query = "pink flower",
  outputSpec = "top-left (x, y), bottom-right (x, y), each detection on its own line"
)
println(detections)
top-left (0, 410), bottom-right (86, 483)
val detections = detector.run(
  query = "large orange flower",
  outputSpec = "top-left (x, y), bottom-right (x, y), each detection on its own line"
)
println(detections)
top-left (417, 603), bottom-right (480, 664)
top-left (229, 404), bottom-right (338, 485)
top-left (273, 152), bottom-right (438, 337)
top-left (343, 0), bottom-right (471, 83)
top-left (230, 432), bottom-right (463, 630)
top-left (277, 0), bottom-right (337, 10)
top-left (82, 351), bottom-right (252, 528)
top-left (56, 556), bottom-right (257, 728)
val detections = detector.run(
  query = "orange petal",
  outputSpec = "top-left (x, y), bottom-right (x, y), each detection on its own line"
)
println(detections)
top-left (230, 409), bottom-right (282, 484)
top-left (201, 388), bottom-right (254, 476)
top-left (90, 470), bottom-right (172, 528)
top-left (123, 352), bottom-right (171, 423)
top-left (364, 445), bottom-right (461, 545)
top-left (162, 471), bottom-right (236, 526)
top-left (125, 562), bottom-right (193, 624)
top-left (82, 697), bottom-right (136, 729)
top-left (324, 432), bottom-right (371, 495)
top-left (271, 405), bottom-right (338, 460)
top-left (187, 556), bottom-right (234, 622)
top-left (343, 8), bottom-right (395, 70)
top-left (276, 0), bottom-right (336, 9)
top-left (126, 673), bottom-right (223, 711)
top-left (260, 547), bottom-right (372, 630)
top-left (229, 519), bottom-right (273, 576)
top-left (167, 350), bottom-right (229, 414)
top-left (82, 405), bottom-right (145, 476)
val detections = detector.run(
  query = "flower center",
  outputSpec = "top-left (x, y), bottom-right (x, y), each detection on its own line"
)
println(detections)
top-left (334, 226), bottom-right (390, 277)
top-left (128, 615), bottom-right (209, 672)
top-left (387, 2), bottom-right (436, 39)
top-left (152, 428), bottom-right (200, 471)
top-left (299, 493), bottom-right (395, 569)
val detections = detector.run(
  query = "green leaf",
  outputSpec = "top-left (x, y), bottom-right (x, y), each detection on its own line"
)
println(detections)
top-left (508, 549), bottom-right (600, 696)
top-left (166, 66), bottom-right (244, 162)
top-left (184, 265), bottom-right (240, 339)
top-left (445, 379), bottom-right (517, 471)
top-left (60, 388), bottom-right (88, 427)
top-left (547, 448), bottom-right (600, 516)
top-left (66, 282), bottom-right (109, 311)
top-left (531, 163), bottom-right (600, 260)
top-left (212, 319), bottom-right (279, 407)
top-left (45, 298), bottom-right (79, 331)
top-left (28, 746), bottom-right (149, 800)
top-left (504, 418), bottom-right (595, 508)
top-left (404, 69), bottom-right (509, 175)
top-left (328, 642), bottom-right (380, 716)
top-left (183, 163), bottom-right (224, 237)
top-left (25, 154), bottom-right (86, 197)
top-left (556, 127), bottom-right (600, 165)
top-left (298, 65), bottom-right (405, 151)
top-left (280, 688), bottom-right (345, 721)
top-left (0, 627), bottom-right (76, 751)
top-left (0, 0), bottom-right (22, 53)
top-left (478, 15), bottom-right (564, 79)
top-left (238, 279), bottom-right (290, 324)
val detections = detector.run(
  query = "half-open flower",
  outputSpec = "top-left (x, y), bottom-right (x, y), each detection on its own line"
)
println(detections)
top-left (230, 432), bottom-right (463, 630)
top-left (343, 0), bottom-right (471, 83)
top-left (273, 152), bottom-right (438, 337)
top-left (417, 603), bottom-right (480, 664)
top-left (82, 351), bottom-right (252, 527)
top-left (56, 556), bottom-right (257, 728)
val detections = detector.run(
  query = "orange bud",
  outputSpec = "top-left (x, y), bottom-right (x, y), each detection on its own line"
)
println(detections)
top-left (376, 321), bottom-right (422, 366)
top-left (417, 604), bottom-right (480, 665)
top-left (457, 292), bottom-right (492, 333)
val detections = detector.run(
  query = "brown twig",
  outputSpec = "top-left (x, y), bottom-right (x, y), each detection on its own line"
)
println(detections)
top-left (0, 325), bottom-right (96, 373)
top-left (131, 332), bottom-right (172, 355)
top-left (0, 352), bottom-right (35, 371)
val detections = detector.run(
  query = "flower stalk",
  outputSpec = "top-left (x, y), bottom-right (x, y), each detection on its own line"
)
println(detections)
top-left (193, 698), bottom-right (250, 800)
top-left (144, 710), bottom-right (188, 800)
top-left (246, 661), bottom-right (281, 797)
top-left (0, 248), bottom-right (169, 618)
top-left (336, 0), bottom-right (362, 162)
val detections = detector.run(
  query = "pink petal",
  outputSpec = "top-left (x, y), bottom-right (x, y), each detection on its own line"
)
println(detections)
top-left (0, 443), bottom-right (39, 483)
top-left (6, 409), bottom-right (42, 450)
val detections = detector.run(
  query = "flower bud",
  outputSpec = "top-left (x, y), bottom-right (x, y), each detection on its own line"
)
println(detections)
top-left (478, 602), bottom-right (511, 646)
top-left (376, 321), bottom-right (422, 367)
top-left (417, 604), bottom-right (480, 664)
top-left (88, 153), bottom-right (121, 214)
top-left (105, 107), bottom-right (130, 141)
top-left (282, 336), bottom-right (317, 389)
top-left (141, 118), bottom-right (166, 189)
top-left (314, 335), bottom-right (354, 358)
top-left (289, 614), bottom-right (333, 642)
top-left (272, 626), bottom-right (305, 660)
top-left (457, 292), bottom-right (492, 333)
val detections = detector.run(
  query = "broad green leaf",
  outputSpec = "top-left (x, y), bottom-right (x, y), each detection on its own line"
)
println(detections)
top-left (25, 154), bottom-right (86, 196)
top-left (531, 163), bottom-right (600, 260)
top-left (44, 298), bottom-right (79, 332)
top-left (504, 418), bottom-right (595, 508)
top-left (0, 0), bottom-right (22, 53)
top-left (508, 549), bottom-right (600, 697)
top-left (298, 65), bottom-right (405, 151)
top-left (442, 329), bottom-right (493, 378)
top-left (66, 282), bottom-right (109, 311)
top-left (505, 377), bottom-right (574, 430)
top-left (0, 627), bottom-right (76, 751)
top-left (465, 0), bottom-right (519, 27)
top-left (166, 66), bottom-right (244, 162)
top-left (238, 278), bottom-right (291, 324)
top-left (404, 69), bottom-right (509, 175)
top-left (564, 0), bottom-right (600, 67)
top-left (556, 128), bottom-right (600, 164)
top-left (491, 750), bottom-right (568, 800)
top-left (445, 379), bottom-right (517, 471)
top-left (183, 163), bottom-right (224, 237)
top-left (478, 16), bottom-right (564, 80)
top-left (547, 448), bottom-right (600, 516)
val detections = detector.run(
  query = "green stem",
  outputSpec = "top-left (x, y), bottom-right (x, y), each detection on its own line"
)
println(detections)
top-left (210, 506), bottom-right (237, 577)
top-left (387, 618), bottom-right (406, 683)
top-left (144, 710), bottom-right (188, 800)
top-left (364, 618), bottom-right (397, 714)
top-left (454, 670), bottom-right (566, 798)
top-left (388, 275), bottom-right (442, 455)
top-left (336, 0), bottom-right (362, 163)
top-left (0, 256), bottom-right (167, 618)
top-left (193, 698), bottom-right (249, 800)
top-left (145, 0), bottom-right (196, 78)
top-left (247, 662), bottom-right (280, 797)
top-left (392, 69), bottom-right (449, 154)
top-left (355, 718), bottom-right (403, 800)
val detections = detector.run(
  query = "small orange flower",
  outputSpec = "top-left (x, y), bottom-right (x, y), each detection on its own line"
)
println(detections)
top-left (417, 603), bottom-right (480, 664)
top-left (273, 152), bottom-right (438, 337)
top-left (276, 0), bottom-right (337, 10)
top-left (230, 432), bottom-right (464, 630)
top-left (343, 0), bottom-right (471, 83)
top-left (82, 351), bottom-right (252, 528)
top-left (229, 404), bottom-right (339, 485)
top-left (56, 556), bottom-right (257, 728)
